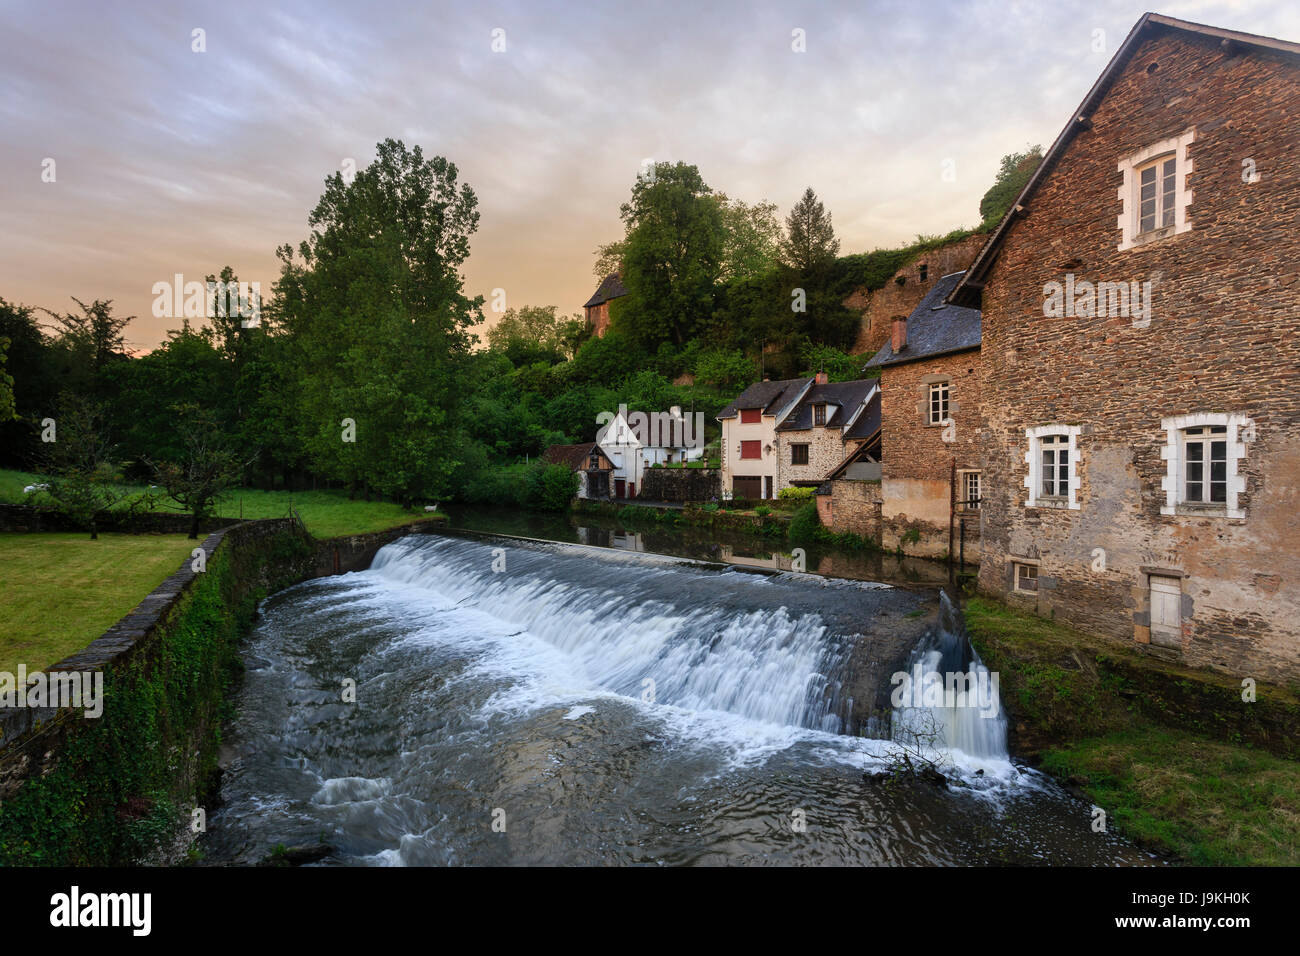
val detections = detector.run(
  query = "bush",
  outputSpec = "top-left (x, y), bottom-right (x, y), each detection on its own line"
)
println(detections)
top-left (788, 501), bottom-right (821, 541)
top-left (777, 486), bottom-right (814, 501)
top-left (754, 504), bottom-right (771, 516)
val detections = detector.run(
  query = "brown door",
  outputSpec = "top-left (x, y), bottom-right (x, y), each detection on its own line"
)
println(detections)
top-left (733, 476), bottom-right (761, 500)
top-left (615, 479), bottom-right (626, 498)
top-left (765, 476), bottom-right (773, 500)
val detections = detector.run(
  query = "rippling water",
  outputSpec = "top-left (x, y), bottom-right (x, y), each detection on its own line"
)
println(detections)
top-left (204, 533), bottom-right (1155, 866)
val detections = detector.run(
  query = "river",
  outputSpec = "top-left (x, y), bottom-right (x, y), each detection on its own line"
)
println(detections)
top-left (203, 519), bottom-right (1156, 866)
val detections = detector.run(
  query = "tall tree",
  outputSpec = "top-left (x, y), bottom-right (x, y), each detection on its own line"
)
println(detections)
top-left (778, 187), bottom-right (840, 274)
top-left (275, 138), bottom-right (482, 504)
top-left (42, 297), bottom-right (133, 395)
top-left (616, 162), bottom-right (724, 349)
top-left (714, 194), bottom-right (782, 282)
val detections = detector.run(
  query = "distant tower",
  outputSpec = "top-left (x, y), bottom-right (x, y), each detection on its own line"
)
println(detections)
top-left (582, 273), bottom-right (629, 338)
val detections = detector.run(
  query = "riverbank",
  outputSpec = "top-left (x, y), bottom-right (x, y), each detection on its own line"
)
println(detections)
top-left (965, 597), bottom-right (1300, 865)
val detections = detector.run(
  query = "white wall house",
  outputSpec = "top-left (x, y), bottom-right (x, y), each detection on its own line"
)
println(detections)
top-left (716, 377), bottom-right (814, 500)
top-left (597, 405), bottom-right (704, 499)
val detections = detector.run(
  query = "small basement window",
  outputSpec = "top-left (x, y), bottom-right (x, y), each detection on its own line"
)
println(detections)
top-left (1013, 562), bottom-right (1038, 593)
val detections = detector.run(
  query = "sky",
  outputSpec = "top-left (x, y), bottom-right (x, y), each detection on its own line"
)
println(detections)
top-left (2, 0), bottom-right (1297, 351)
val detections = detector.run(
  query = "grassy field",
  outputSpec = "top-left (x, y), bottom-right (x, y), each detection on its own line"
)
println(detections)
top-left (0, 533), bottom-right (197, 673)
top-left (0, 468), bottom-right (437, 538)
top-left (965, 596), bottom-right (1300, 866)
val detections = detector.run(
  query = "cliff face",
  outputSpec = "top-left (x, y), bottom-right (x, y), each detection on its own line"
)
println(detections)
top-left (846, 233), bottom-right (987, 356)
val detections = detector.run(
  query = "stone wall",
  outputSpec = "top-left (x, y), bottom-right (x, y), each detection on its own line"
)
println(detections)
top-left (640, 467), bottom-right (721, 502)
top-left (821, 479), bottom-right (882, 544)
top-left (847, 233), bottom-right (987, 355)
top-left (776, 427), bottom-right (849, 489)
top-left (0, 503), bottom-right (228, 535)
top-left (975, 29), bottom-right (1300, 681)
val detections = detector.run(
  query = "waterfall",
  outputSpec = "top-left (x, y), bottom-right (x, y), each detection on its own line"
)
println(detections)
top-left (890, 592), bottom-right (1009, 760)
top-left (369, 536), bottom-right (854, 731)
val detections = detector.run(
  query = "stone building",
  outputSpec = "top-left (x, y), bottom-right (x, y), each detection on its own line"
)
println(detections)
top-left (582, 273), bottom-right (628, 338)
top-left (717, 377), bottom-right (813, 500)
top-left (775, 377), bottom-right (879, 490)
top-left (541, 442), bottom-right (613, 499)
top-left (865, 271), bottom-right (984, 561)
top-left (948, 13), bottom-right (1300, 680)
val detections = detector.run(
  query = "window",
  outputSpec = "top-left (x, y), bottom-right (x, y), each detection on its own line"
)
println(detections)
top-left (1013, 562), bottom-right (1038, 593)
top-left (791, 444), bottom-right (809, 465)
top-left (1182, 425), bottom-right (1227, 504)
top-left (1149, 575), bottom-right (1182, 648)
top-left (1025, 425), bottom-right (1081, 509)
top-left (928, 382), bottom-right (949, 425)
top-left (918, 263), bottom-right (928, 281)
top-left (589, 453), bottom-right (600, 470)
top-left (1137, 155), bottom-right (1177, 234)
top-left (1117, 129), bottom-right (1194, 251)
top-left (813, 404), bottom-right (827, 426)
top-left (1160, 412), bottom-right (1251, 517)
top-left (740, 407), bottom-right (761, 424)
top-left (1040, 435), bottom-right (1070, 498)
top-left (963, 470), bottom-right (981, 510)
top-left (740, 440), bottom-right (761, 460)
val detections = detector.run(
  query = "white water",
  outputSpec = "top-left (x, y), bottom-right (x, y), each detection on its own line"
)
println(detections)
top-left (891, 593), bottom-right (1009, 761)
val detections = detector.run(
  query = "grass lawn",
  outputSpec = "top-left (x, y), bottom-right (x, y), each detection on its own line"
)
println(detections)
top-left (0, 468), bottom-right (439, 538)
top-left (965, 595), bottom-right (1300, 865)
top-left (0, 533), bottom-right (197, 674)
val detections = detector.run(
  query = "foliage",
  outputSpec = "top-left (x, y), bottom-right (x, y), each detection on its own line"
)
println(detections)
top-left (979, 145), bottom-right (1044, 227)
top-left (777, 485), bottom-right (814, 501)
top-left (787, 500), bottom-right (821, 541)
top-left (148, 404), bottom-right (251, 538)
top-left (694, 348), bottom-right (756, 392)
top-left (779, 187), bottom-right (840, 273)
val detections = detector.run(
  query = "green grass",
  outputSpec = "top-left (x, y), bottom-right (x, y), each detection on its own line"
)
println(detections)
top-left (1, 468), bottom-right (439, 538)
top-left (0, 532), bottom-right (198, 673)
top-left (965, 595), bottom-right (1300, 865)
top-left (1040, 729), bottom-right (1300, 866)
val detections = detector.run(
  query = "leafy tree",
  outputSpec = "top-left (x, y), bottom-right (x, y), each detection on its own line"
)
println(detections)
top-left (486, 305), bottom-right (584, 364)
top-left (615, 162), bottom-right (724, 349)
top-left (0, 337), bottom-right (16, 425)
top-left (41, 297), bottom-right (133, 395)
top-left (714, 194), bottom-right (782, 282)
top-left (275, 138), bottom-right (482, 504)
top-left (779, 188), bottom-right (840, 274)
top-left (695, 349), bottom-right (757, 392)
top-left (148, 404), bottom-right (250, 539)
top-left (591, 239), bottom-right (626, 281)
top-left (798, 343), bottom-right (862, 382)
top-left (37, 395), bottom-right (138, 539)
top-left (979, 146), bottom-right (1043, 227)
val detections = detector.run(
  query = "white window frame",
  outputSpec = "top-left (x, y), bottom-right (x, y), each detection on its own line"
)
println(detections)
top-left (927, 382), bottom-right (949, 426)
top-left (1160, 412), bottom-right (1251, 518)
top-left (1117, 129), bottom-right (1194, 251)
top-left (1012, 561), bottom-right (1039, 594)
top-left (1025, 425), bottom-right (1081, 510)
top-left (959, 469), bottom-right (981, 510)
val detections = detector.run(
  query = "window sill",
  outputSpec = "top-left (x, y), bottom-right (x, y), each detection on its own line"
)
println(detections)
top-left (1027, 497), bottom-right (1072, 510)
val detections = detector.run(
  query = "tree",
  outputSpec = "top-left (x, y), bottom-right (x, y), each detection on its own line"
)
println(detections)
top-left (591, 240), bottom-right (626, 281)
top-left (149, 404), bottom-right (249, 539)
top-left (275, 138), bottom-right (482, 505)
top-left (778, 188), bottom-right (840, 274)
top-left (979, 146), bottom-right (1044, 227)
top-left (41, 297), bottom-right (133, 396)
top-left (38, 394), bottom-right (138, 539)
top-left (616, 162), bottom-right (724, 349)
top-left (714, 194), bottom-right (783, 282)
top-left (486, 305), bottom-right (584, 364)
top-left (695, 349), bottom-right (757, 393)
top-left (798, 343), bottom-right (862, 382)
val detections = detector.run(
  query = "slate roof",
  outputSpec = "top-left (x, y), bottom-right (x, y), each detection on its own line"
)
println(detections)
top-left (843, 387), bottom-right (882, 440)
top-left (777, 380), bottom-right (878, 431)
top-left (864, 272), bottom-right (981, 369)
top-left (716, 377), bottom-right (812, 421)
top-left (583, 273), bottom-right (629, 308)
top-left (542, 442), bottom-right (604, 471)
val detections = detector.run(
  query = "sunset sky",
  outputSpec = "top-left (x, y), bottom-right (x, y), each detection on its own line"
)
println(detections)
top-left (3, 0), bottom-right (1297, 351)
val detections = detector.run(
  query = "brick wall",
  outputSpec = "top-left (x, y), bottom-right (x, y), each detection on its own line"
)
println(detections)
top-left (976, 29), bottom-right (1300, 681)
top-left (823, 479), bottom-right (882, 543)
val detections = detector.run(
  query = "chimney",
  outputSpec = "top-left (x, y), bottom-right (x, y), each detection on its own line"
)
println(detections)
top-left (891, 315), bottom-right (907, 352)
top-left (814, 371), bottom-right (829, 385)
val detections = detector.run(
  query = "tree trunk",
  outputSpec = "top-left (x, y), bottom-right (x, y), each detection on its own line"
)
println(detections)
top-left (189, 512), bottom-right (200, 540)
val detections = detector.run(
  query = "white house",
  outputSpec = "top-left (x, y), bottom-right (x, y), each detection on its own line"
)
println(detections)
top-left (596, 405), bottom-right (704, 499)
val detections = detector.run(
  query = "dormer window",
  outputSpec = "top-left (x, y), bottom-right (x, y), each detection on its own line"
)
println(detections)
top-left (813, 404), bottom-right (827, 426)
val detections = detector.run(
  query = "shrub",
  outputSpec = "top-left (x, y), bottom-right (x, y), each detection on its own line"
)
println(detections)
top-left (754, 504), bottom-right (771, 517)
top-left (788, 501), bottom-right (821, 541)
top-left (777, 486), bottom-right (814, 501)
